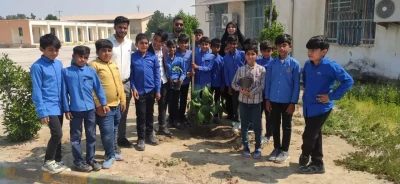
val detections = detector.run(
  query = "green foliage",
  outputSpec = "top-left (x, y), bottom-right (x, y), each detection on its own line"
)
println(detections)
top-left (323, 82), bottom-right (400, 182)
top-left (5, 14), bottom-right (27, 20)
top-left (0, 54), bottom-right (41, 142)
top-left (45, 14), bottom-right (58, 20)
top-left (175, 10), bottom-right (200, 42)
top-left (187, 85), bottom-right (224, 125)
top-left (258, 3), bottom-right (285, 58)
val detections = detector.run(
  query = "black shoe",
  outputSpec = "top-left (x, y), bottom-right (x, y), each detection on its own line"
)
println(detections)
top-left (299, 163), bottom-right (325, 174)
top-left (157, 125), bottom-right (172, 137)
top-left (226, 115), bottom-right (233, 120)
top-left (172, 120), bottom-right (185, 130)
top-left (118, 138), bottom-right (133, 148)
top-left (180, 116), bottom-right (190, 127)
top-left (145, 134), bottom-right (160, 145)
top-left (87, 160), bottom-right (101, 171)
top-left (74, 162), bottom-right (92, 172)
top-left (299, 154), bottom-right (310, 167)
top-left (136, 139), bottom-right (145, 151)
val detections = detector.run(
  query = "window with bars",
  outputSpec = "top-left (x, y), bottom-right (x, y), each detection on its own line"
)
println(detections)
top-left (244, 0), bottom-right (270, 39)
top-left (209, 3), bottom-right (228, 39)
top-left (325, 0), bottom-right (376, 46)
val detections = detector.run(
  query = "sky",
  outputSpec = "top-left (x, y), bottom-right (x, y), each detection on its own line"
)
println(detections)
top-left (0, 0), bottom-right (196, 18)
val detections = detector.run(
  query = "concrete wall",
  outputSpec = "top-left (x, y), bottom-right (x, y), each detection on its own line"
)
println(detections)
top-left (195, 0), bottom-right (210, 36)
top-left (0, 20), bottom-right (31, 46)
top-left (228, 2), bottom-right (245, 35)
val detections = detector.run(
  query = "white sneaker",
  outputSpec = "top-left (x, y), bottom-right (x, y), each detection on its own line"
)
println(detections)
top-left (261, 136), bottom-right (271, 144)
top-left (56, 161), bottom-right (71, 171)
top-left (41, 160), bottom-right (64, 174)
top-left (232, 122), bottom-right (241, 132)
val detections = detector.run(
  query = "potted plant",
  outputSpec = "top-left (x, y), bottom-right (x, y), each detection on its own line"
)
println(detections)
top-left (240, 77), bottom-right (254, 89)
top-left (172, 66), bottom-right (183, 90)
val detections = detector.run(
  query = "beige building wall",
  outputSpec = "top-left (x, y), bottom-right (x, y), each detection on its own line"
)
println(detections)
top-left (228, 2), bottom-right (245, 35)
top-left (195, 0), bottom-right (210, 37)
top-left (0, 20), bottom-right (31, 46)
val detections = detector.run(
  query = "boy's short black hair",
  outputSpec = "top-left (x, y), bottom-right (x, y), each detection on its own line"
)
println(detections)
top-left (306, 35), bottom-right (330, 50)
top-left (199, 36), bottom-right (211, 44)
top-left (73, 45), bottom-right (90, 55)
top-left (226, 34), bottom-right (238, 43)
top-left (244, 38), bottom-right (258, 47)
top-left (194, 29), bottom-right (204, 35)
top-left (210, 38), bottom-right (221, 48)
top-left (244, 44), bottom-right (258, 54)
top-left (154, 29), bottom-right (169, 42)
top-left (166, 40), bottom-right (178, 48)
top-left (136, 33), bottom-right (149, 43)
top-left (95, 39), bottom-right (113, 52)
top-left (260, 40), bottom-right (274, 50)
top-left (40, 34), bottom-right (61, 49)
top-left (173, 16), bottom-right (184, 23)
top-left (178, 34), bottom-right (189, 43)
top-left (114, 16), bottom-right (130, 26)
top-left (275, 33), bottom-right (293, 45)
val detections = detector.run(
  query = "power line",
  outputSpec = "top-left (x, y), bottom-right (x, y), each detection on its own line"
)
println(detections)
top-left (56, 10), bottom-right (63, 20)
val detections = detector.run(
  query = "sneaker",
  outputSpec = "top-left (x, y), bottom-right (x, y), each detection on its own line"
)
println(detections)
top-left (145, 134), bottom-right (160, 145)
top-left (157, 125), bottom-right (172, 137)
top-left (172, 120), bottom-right (185, 130)
top-left (56, 161), bottom-right (71, 171)
top-left (252, 148), bottom-right (262, 159)
top-left (232, 122), bottom-right (241, 132)
top-left (213, 117), bottom-right (222, 124)
top-left (267, 149), bottom-right (281, 161)
top-left (74, 162), bottom-right (92, 172)
top-left (102, 157), bottom-right (115, 169)
top-left (299, 163), bottom-right (325, 174)
top-left (41, 160), bottom-right (64, 174)
top-left (261, 136), bottom-right (271, 144)
top-left (87, 160), bottom-right (101, 171)
top-left (118, 138), bottom-right (134, 148)
top-left (242, 147), bottom-right (251, 158)
top-left (248, 124), bottom-right (254, 133)
top-left (275, 151), bottom-right (290, 163)
top-left (136, 139), bottom-right (145, 151)
top-left (299, 154), bottom-right (310, 167)
top-left (115, 154), bottom-right (124, 161)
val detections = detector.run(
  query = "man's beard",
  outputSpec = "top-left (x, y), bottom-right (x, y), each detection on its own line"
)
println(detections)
top-left (116, 32), bottom-right (126, 38)
top-left (174, 29), bottom-right (183, 33)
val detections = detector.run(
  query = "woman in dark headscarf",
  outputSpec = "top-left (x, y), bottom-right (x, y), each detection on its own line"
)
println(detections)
top-left (219, 21), bottom-right (246, 57)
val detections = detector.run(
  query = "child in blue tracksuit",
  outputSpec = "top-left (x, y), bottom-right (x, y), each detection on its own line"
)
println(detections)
top-left (131, 33), bottom-right (161, 151)
top-left (175, 34), bottom-right (192, 126)
top-left (30, 34), bottom-right (69, 174)
top-left (192, 36), bottom-right (215, 90)
top-left (166, 40), bottom-right (186, 127)
top-left (223, 35), bottom-right (246, 130)
top-left (265, 34), bottom-right (300, 164)
top-left (299, 35), bottom-right (353, 174)
top-left (256, 40), bottom-right (275, 144)
top-left (62, 46), bottom-right (108, 172)
top-left (210, 38), bottom-right (224, 124)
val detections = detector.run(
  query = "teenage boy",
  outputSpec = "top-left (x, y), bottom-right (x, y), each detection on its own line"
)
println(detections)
top-left (299, 35), bottom-right (353, 174)
top-left (31, 34), bottom-right (69, 174)
top-left (194, 29), bottom-right (203, 52)
top-left (231, 44), bottom-right (266, 159)
top-left (175, 34), bottom-right (193, 126)
top-left (223, 35), bottom-right (246, 131)
top-left (210, 38), bottom-right (224, 124)
top-left (62, 46), bottom-right (108, 172)
top-left (265, 34), bottom-right (300, 163)
top-left (192, 37), bottom-right (215, 90)
top-left (131, 33), bottom-right (161, 151)
top-left (166, 40), bottom-right (186, 127)
top-left (89, 39), bottom-right (126, 169)
top-left (257, 40), bottom-right (275, 144)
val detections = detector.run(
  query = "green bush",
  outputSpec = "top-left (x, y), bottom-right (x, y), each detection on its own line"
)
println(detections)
top-left (0, 54), bottom-right (41, 142)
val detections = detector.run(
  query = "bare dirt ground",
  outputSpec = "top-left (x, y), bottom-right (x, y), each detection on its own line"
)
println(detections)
top-left (0, 46), bottom-right (392, 184)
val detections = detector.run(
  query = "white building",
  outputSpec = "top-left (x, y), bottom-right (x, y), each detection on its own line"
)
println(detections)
top-left (195, 0), bottom-right (400, 79)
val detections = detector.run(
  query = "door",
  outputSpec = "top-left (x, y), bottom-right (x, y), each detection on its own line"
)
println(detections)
top-left (50, 28), bottom-right (56, 35)
top-left (65, 28), bottom-right (70, 42)
top-left (88, 28), bottom-right (92, 41)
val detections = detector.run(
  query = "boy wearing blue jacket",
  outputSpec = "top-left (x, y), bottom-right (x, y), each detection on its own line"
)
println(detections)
top-left (265, 34), bottom-right (300, 163)
top-left (299, 35), bottom-right (353, 174)
top-left (62, 46), bottom-right (109, 172)
top-left (30, 34), bottom-right (69, 174)
top-left (210, 38), bottom-right (224, 124)
top-left (192, 37), bottom-right (214, 90)
top-left (175, 34), bottom-right (192, 126)
top-left (223, 35), bottom-right (246, 131)
top-left (166, 40), bottom-right (186, 127)
top-left (131, 33), bottom-right (161, 151)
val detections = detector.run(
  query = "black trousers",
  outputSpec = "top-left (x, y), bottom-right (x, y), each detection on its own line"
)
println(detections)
top-left (231, 90), bottom-right (240, 121)
top-left (170, 89), bottom-right (180, 121)
top-left (179, 84), bottom-right (190, 119)
top-left (211, 87), bottom-right (222, 117)
top-left (301, 110), bottom-right (332, 165)
top-left (135, 90), bottom-right (155, 140)
top-left (158, 82), bottom-right (171, 126)
top-left (261, 99), bottom-right (272, 137)
top-left (45, 115), bottom-right (63, 162)
top-left (223, 87), bottom-right (233, 117)
top-left (270, 102), bottom-right (293, 152)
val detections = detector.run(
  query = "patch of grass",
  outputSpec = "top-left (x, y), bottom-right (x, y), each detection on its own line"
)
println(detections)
top-left (156, 159), bottom-right (182, 168)
top-left (324, 82), bottom-right (400, 183)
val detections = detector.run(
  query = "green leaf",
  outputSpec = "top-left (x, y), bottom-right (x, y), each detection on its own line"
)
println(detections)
top-left (197, 111), bottom-right (205, 122)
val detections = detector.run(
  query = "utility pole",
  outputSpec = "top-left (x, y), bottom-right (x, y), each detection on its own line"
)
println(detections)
top-left (136, 5), bottom-right (140, 13)
top-left (56, 10), bottom-right (63, 20)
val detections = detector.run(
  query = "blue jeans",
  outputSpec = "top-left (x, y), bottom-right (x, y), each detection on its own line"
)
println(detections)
top-left (239, 102), bottom-right (262, 149)
top-left (97, 105), bottom-right (121, 159)
top-left (70, 109), bottom-right (96, 165)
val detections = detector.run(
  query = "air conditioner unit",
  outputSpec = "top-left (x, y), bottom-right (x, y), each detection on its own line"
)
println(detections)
top-left (221, 14), bottom-right (238, 29)
top-left (374, 0), bottom-right (399, 22)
